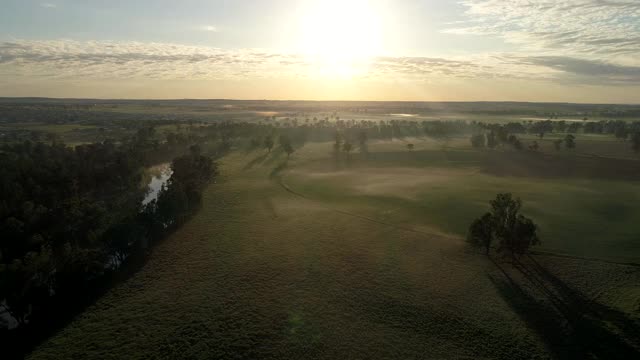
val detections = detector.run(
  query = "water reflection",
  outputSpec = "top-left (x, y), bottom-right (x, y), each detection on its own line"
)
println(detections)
top-left (143, 163), bottom-right (173, 206)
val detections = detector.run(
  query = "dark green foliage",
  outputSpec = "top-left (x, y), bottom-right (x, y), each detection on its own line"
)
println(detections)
top-left (486, 131), bottom-right (498, 149)
top-left (283, 142), bottom-right (295, 158)
top-left (504, 122), bottom-right (526, 134)
top-left (264, 135), bottom-right (274, 153)
top-left (279, 135), bottom-right (295, 158)
top-left (0, 246), bottom-right (54, 326)
top-left (554, 139), bottom-right (563, 151)
top-left (249, 138), bottom-right (261, 149)
top-left (511, 215), bottom-right (540, 256)
top-left (358, 130), bottom-right (369, 155)
top-left (564, 134), bottom-right (576, 150)
top-left (358, 130), bottom-right (368, 147)
top-left (496, 127), bottom-right (509, 144)
top-left (567, 123), bottom-right (581, 133)
top-left (529, 141), bottom-right (539, 151)
top-left (470, 134), bottom-right (485, 148)
top-left (614, 126), bottom-right (628, 140)
top-left (0, 136), bottom-right (216, 341)
top-left (468, 193), bottom-right (540, 257)
top-left (407, 143), bottom-right (415, 151)
top-left (508, 135), bottom-right (523, 150)
top-left (529, 120), bottom-right (553, 138)
top-left (491, 193), bottom-right (540, 257)
top-left (631, 132), bottom-right (640, 152)
top-left (467, 213), bottom-right (493, 255)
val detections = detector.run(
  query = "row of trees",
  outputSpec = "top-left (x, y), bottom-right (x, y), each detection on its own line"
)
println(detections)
top-left (0, 137), bottom-right (216, 349)
top-left (470, 131), bottom-right (578, 151)
top-left (8, 115), bottom-right (638, 158)
top-left (250, 134), bottom-right (295, 157)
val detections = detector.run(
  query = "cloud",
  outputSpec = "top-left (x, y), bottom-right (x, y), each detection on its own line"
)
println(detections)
top-left (516, 56), bottom-right (640, 84)
top-left (40, 3), bottom-right (57, 8)
top-left (0, 39), bottom-right (637, 86)
top-left (0, 40), bottom-right (489, 81)
top-left (0, 40), bottom-right (315, 81)
top-left (200, 25), bottom-right (218, 32)
top-left (445, 0), bottom-right (640, 60)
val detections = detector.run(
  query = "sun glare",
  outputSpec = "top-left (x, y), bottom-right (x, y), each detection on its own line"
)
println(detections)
top-left (297, 0), bottom-right (383, 78)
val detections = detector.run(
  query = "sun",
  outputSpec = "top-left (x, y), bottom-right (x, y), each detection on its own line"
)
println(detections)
top-left (296, 0), bottom-right (383, 78)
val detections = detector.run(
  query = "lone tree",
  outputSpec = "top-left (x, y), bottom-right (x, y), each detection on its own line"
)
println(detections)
top-left (358, 130), bottom-right (368, 154)
top-left (553, 139), bottom-right (563, 151)
top-left (278, 135), bottom-right (295, 158)
top-left (343, 142), bottom-right (353, 159)
top-left (631, 132), bottom-right (640, 153)
top-left (564, 134), bottom-right (576, 150)
top-left (333, 131), bottom-right (343, 154)
top-left (283, 142), bottom-right (295, 158)
top-left (264, 135), bottom-right (274, 153)
top-left (470, 134), bottom-right (485, 148)
top-left (487, 131), bottom-right (498, 149)
top-left (467, 193), bottom-right (540, 257)
top-left (508, 135), bottom-right (523, 150)
top-left (407, 143), bottom-right (415, 151)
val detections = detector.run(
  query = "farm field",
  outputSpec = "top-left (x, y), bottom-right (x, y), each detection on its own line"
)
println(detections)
top-left (285, 139), bottom-right (640, 262)
top-left (28, 138), bottom-right (640, 359)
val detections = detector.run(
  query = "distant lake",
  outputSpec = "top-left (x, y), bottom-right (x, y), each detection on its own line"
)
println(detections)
top-left (143, 163), bottom-right (173, 206)
top-left (390, 113), bottom-right (418, 117)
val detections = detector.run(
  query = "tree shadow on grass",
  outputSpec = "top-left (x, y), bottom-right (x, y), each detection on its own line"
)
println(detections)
top-left (243, 152), bottom-right (269, 170)
top-left (264, 147), bottom-right (285, 166)
top-left (490, 257), bottom-right (640, 359)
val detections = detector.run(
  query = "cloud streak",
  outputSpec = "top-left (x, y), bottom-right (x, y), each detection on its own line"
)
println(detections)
top-left (446, 0), bottom-right (640, 60)
top-left (0, 39), bottom-right (639, 86)
top-left (200, 25), bottom-right (218, 32)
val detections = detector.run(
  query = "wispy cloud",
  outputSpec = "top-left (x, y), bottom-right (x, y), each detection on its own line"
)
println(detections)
top-left (200, 25), bottom-right (218, 32)
top-left (516, 56), bottom-right (640, 85)
top-left (0, 39), bottom-right (638, 85)
top-left (0, 40), bottom-right (308, 81)
top-left (445, 0), bottom-right (640, 61)
top-left (40, 2), bottom-right (57, 8)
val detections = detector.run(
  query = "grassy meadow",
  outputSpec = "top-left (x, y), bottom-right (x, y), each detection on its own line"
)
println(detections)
top-left (285, 138), bottom-right (640, 262)
top-left (27, 130), bottom-right (640, 359)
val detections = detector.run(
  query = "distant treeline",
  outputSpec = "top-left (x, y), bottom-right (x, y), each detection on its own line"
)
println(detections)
top-left (3, 99), bottom-right (640, 118)
top-left (241, 117), bottom-right (640, 146)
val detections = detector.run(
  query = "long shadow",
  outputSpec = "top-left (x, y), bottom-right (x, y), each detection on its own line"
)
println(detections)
top-left (480, 151), bottom-right (640, 181)
top-left (2, 225), bottom-right (191, 359)
top-left (326, 149), bottom-right (640, 181)
top-left (264, 147), bottom-right (285, 166)
top-left (489, 274), bottom-right (579, 359)
top-left (242, 152), bottom-right (269, 170)
top-left (491, 258), bottom-right (640, 359)
top-left (526, 256), bottom-right (640, 348)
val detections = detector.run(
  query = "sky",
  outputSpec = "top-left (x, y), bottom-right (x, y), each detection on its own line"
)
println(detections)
top-left (0, 0), bottom-right (639, 103)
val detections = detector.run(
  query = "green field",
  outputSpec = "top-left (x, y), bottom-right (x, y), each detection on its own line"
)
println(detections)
top-left (28, 137), bottom-right (640, 359)
top-left (285, 139), bottom-right (640, 262)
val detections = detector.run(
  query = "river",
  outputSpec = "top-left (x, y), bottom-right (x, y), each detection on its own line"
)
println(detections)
top-left (143, 163), bottom-right (173, 206)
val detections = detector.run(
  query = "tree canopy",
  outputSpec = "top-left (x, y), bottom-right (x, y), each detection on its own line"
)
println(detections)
top-left (467, 193), bottom-right (540, 257)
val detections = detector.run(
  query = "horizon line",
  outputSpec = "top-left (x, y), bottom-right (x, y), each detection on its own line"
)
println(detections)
top-left (1, 96), bottom-right (639, 106)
